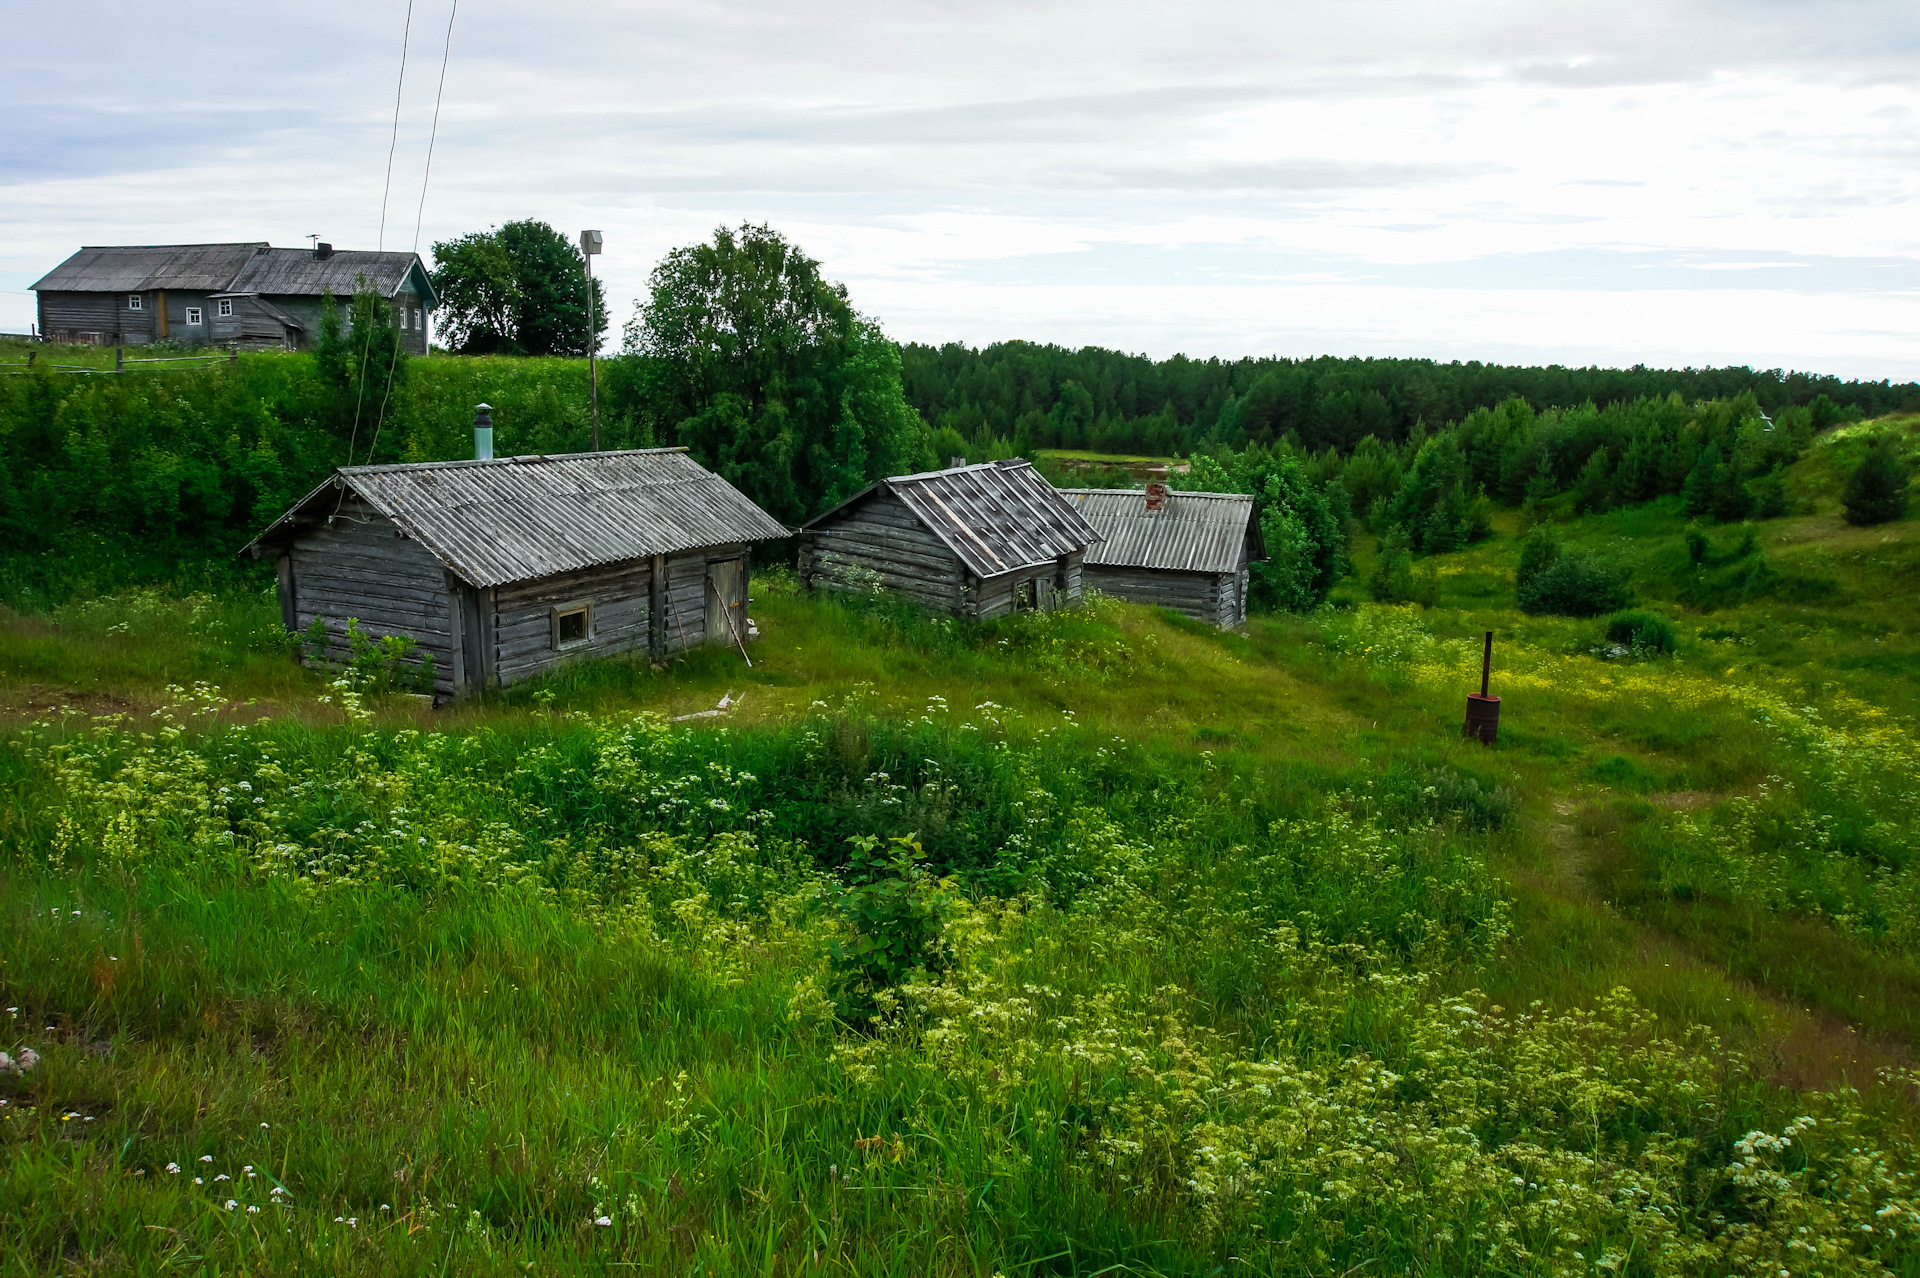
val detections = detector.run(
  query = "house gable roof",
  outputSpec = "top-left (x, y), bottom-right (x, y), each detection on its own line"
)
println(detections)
top-left (32, 244), bottom-right (436, 309)
top-left (246, 449), bottom-right (790, 588)
top-left (804, 460), bottom-right (1101, 579)
top-left (1058, 488), bottom-right (1264, 573)
top-left (228, 248), bottom-right (438, 309)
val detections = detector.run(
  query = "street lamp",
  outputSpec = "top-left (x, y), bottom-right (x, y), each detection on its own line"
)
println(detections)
top-left (580, 229), bottom-right (603, 451)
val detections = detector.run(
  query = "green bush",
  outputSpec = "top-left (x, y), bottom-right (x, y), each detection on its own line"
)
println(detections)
top-left (1514, 529), bottom-right (1629, 616)
top-left (827, 833), bottom-right (956, 1023)
top-left (1843, 435), bottom-right (1912, 526)
top-left (1605, 609), bottom-right (1677, 655)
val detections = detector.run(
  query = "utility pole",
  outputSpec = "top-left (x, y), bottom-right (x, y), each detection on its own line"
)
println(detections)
top-left (580, 230), bottom-right (604, 451)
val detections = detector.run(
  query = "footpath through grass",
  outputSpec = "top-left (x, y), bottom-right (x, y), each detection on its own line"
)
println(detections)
top-left (4, 423), bottom-right (1920, 1274)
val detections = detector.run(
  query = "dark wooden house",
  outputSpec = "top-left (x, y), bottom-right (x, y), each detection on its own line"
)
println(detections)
top-left (1058, 487), bottom-right (1264, 628)
top-left (243, 449), bottom-right (790, 695)
top-left (30, 242), bottom-right (435, 352)
top-left (798, 460), bottom-right (1101, 618)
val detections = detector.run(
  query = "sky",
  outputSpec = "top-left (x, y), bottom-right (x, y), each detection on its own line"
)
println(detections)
top-left (5, 0), bottom-right (1918, 379)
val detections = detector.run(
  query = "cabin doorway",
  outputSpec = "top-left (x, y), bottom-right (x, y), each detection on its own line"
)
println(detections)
top-left (705, 557), bottom-right (746, 648)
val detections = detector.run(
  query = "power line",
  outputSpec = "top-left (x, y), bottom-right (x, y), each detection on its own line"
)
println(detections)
top-left (412, 0), bottom-right (460, 255)
top-left (369, 0), bottom-right (461, 469)
top-left (377, 0), bottom-right (416, 252)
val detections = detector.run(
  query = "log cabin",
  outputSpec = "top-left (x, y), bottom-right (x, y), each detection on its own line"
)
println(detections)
top-left (1057, 487), bottom-right (1264, 628)
top-left (30, 241), bottom-right (435, 352)
top-left (797, 460), bottom-right (1101, 618)
top-left (242, 448), bottom-right (790, 696)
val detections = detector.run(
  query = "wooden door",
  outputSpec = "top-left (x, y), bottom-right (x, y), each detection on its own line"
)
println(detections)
top-left (705, 558), bottom-right (746, 647)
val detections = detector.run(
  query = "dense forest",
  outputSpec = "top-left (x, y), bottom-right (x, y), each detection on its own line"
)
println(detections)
top-left (901, 341), bottom-right (1920, 460)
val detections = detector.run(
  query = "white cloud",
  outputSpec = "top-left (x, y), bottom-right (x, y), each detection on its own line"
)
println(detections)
top-left (2, 0), bottom-right (1917, 376)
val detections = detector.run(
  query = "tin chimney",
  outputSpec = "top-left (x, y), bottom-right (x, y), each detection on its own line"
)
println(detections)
top-left (314, 242), bottom-right (334, 260)
top-left (1144, 481), bottom-right (1168, 511)
top-left (473, 404), bottom-right (494, 461)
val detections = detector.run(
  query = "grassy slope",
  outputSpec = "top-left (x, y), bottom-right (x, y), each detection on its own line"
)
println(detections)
top-left (3, 417), bottom-right (1919, 1274)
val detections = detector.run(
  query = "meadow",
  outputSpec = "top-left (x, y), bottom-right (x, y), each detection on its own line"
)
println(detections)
top-left (3, 408), bottom-right (1920, 1275)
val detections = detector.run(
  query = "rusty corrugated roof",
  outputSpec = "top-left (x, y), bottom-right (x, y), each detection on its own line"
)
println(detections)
top-left (1059, 487), bottom-right (1262, 573)
top-left (247, 449), bottom-right (790, 587)
top-left (805, 460), bottom-right (1101, 578)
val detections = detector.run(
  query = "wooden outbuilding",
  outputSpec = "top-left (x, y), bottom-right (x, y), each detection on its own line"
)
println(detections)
top-left (30, 241), bottom-right (435, 352)
top-left (243, 448), bottom-right (790, 696)
top-left (1058, 487), bottom-right (1264, 628)
top-left (798, 460), bottom-right (1101, 618)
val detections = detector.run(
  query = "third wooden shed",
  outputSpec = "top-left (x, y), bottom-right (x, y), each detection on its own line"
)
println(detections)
top-left (1058, 487), bottom-right (1264, 627)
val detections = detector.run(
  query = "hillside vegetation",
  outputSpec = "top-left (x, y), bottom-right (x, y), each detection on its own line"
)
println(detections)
top-left (4, 396), bottom-right (1920, 1273)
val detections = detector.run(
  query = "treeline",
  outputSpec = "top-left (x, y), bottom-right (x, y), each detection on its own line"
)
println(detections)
top-left (1146, 388), bottom-right (1876, 614)
top-left (903, 341), bottom-right (1920, 460)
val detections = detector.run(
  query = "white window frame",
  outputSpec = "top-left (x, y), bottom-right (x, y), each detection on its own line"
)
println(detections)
top-left (550, 599), bottom-right (594, 650)
top-left (184, 305), bottom-right (204, 326)
top-left (217, 298), bottom-right (233, 318)
top-left (127, 294), bottom-right (142, 310)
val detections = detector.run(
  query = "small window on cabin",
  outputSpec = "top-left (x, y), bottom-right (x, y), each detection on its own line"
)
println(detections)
top-left (127, 294), bottom-right (142, 310)
top-left (217, 299), bottom-right (234, 318)
top-left (1013, 579), bottom-right (1037, 612)
top-left (185, 306), bottom-right (203, 326)
top-left (552, 601), bottom-right (592, 649)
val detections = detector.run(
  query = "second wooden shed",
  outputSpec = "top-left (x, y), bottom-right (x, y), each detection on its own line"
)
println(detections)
top-left (798, 460), bottom-right (1101, 618)
top-left (1058, 487), bottom-right (1264, 627)
top-left (243, 448), bottom-right (790, 695)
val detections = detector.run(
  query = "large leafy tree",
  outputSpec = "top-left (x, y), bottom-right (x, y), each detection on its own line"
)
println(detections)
top-left (624, 222), bottom-right (929, 524)
top-left (429, 220), bottom-right (606, 356)
top-left (1178, 447), bottom-right (1348, 612)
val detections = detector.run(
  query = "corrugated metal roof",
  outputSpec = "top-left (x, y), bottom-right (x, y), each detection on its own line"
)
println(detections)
top-left (1059, 488), bottom-right (1262, 573)
top-left (228, 248), bottom-right (435, 308)
top-left (248, 449), bottom-right (790, 587)
top-left (31, 244), bottom-right (435, 308)
top-left (31, 243), bottom-right (270, 292)
top-left (806, 460), bottom-right (1101, 578)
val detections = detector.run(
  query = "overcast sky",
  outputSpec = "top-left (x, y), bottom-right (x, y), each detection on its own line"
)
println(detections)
top-left (5, 0), bottom-right (1918, 377)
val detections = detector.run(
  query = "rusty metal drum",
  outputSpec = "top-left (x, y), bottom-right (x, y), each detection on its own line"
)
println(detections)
top-left (1464, 692), bottom-right (1500, 745)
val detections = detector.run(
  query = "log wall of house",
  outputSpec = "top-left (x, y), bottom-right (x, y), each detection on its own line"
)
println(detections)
top-left (285, 497), bottom-right (457, 694)
top-left (969, 553), bottom-right (1085, 620)
top-left (1082, 565), bottom-right (1221, 623)
top-left (802, 491), bottom-right (966, 611)
top-left (36, 291), bottom-right (138, 344)
top-left (488, 543), bottom-right (742, 687)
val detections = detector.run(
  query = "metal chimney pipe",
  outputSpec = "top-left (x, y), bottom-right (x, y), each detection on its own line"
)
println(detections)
top-left (474, 403), bottom-right (494, 461)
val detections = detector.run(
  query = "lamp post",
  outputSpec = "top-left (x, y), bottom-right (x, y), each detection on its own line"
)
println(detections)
top-left (580, 229), bottom-right (604, 451)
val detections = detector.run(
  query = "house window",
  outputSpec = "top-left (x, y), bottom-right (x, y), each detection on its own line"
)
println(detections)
top-left (127, 294), bottom-right (142, 310)
top-left (184, 306), bottom-right (204, 326)
top-left (1012, 579), bottom-right (1037, 612)
top-left (217, 299), bottom-right (233, 317)
top-left (551, 600), bottom-right (593, 649)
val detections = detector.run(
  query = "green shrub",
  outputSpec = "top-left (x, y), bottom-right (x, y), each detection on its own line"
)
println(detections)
top-left (1843, 435), bottom-right (1912, 525)
top-left (827, 833), bottom-right (956, 1023)
top-left (1514, 529), bottom-right (1629, 616)
top-left (1605, 609), bottom-right (1677, 655)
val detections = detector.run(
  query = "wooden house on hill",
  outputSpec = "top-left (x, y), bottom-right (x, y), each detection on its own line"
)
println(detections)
top-left (798, 460), bottom-right (1101, 618)
top-left (30, 241), bottom-right (435, 352)
top-left (1058, 487), bottom-right (1264, 628)
top-left (243, 448), bottom-right (790, 696)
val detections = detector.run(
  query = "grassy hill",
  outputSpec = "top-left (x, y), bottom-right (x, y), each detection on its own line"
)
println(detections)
top-left (3, 418), bottom-right (1919, 1274)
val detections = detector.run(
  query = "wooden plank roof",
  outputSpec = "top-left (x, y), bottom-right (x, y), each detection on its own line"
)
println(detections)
top-left (31, 244), bottom-right (269, 293)
top-left (804, 460), bottom-right (1101, 579)
top-left (228, 249), bottom-right (436, 308)
top-left (246, 449), bottom-right (791, 588)
top-left (1059, 488), bottom-right (1263, 574)
top-left (31, 244), bottom-right (435, 308)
